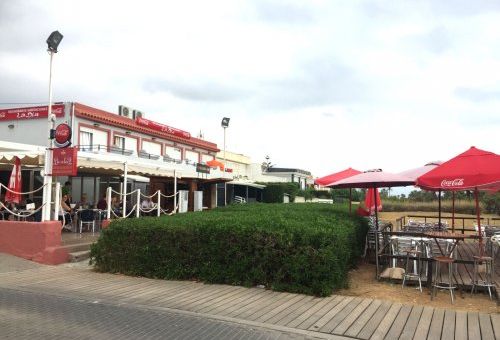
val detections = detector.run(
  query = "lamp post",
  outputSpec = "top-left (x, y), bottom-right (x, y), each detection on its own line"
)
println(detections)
top-left (221, 117), bottom-right (230, 205)
top-left (42, 30), bottom-right (63, 221)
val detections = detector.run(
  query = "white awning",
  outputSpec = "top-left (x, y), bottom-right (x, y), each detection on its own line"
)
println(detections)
top-left (227, 181), bottom-right (266, 189)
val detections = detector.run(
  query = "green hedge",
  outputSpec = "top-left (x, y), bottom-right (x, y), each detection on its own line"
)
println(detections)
top-left (90, 203), bottom-right (368, 296)
top-left (260, 182), bottom-right (299, 203)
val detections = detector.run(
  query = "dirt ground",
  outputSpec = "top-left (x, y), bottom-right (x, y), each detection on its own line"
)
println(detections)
top-left (336, 211), bottom-right (499, 314)
top-left (338, 262), bottom-right (498, 314)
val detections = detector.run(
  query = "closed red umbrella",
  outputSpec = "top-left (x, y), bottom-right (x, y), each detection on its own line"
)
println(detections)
top-left (364, 188), bottom-right (382, 214)
top-left (206, 159), bottom-right (225, 170)
top-left (5, 156), bottom-right (22, 204)
top-left (316, 167), bottom-right (362, 213)
top-left (417, 146), bottom-right (500, 255)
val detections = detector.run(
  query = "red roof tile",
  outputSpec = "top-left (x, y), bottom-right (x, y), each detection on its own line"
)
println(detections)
top-left (74, 103), bottom-right (219, 152)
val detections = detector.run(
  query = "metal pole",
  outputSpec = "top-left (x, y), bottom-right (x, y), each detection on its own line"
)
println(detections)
top-left (452, 191), bottom-right (455, 232)
top-left (173, 170), bottom-right (177, 214)
top-left (223, 126), bottom-right (227, 206)
top-left (349, 188), bottom-right (352, 213)
top-left (438, 189), bottom-right (442, 227)
top-left (122, 162), bottom-right (128, 218)
top-left (42, 51), bottom-right (55, 221)
top-left (54, 182), bottom-right (60, 222)
top-left (474, 188), bottom-right (484, 257)
top-left (374, 186), bottom-right (380, 280)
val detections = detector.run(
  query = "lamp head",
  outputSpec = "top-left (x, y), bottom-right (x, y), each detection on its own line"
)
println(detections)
top-left (221, 117), bottom-right (230, 128)
top-left (46, 31), bottom-right (63, 53)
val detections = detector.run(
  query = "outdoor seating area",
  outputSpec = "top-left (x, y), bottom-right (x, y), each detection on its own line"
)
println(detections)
top-left (370, 217), bottom-right (500, 303)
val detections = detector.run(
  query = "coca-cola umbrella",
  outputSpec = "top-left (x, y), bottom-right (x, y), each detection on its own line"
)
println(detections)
top-left (417, 146), bottom-right (500, 255)
top-left (316, 167), bottom-right (362, 212)
top-left (331, 169), bottom-right (414, 279)
top-left (364, 188), bottom-right (382, 215)
top-left (4, 156), bottom-right (22, 204)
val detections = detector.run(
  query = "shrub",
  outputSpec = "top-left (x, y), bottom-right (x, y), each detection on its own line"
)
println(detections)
top-left (381, 200), bottom-right (478, 214)
top-left (261, 182), bottom-right (300, 203)
top-left (90, 203), bottom-right (368, 296)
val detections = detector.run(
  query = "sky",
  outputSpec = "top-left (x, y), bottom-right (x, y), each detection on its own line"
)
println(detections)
top-left (0, 0), bottom-right (499, 181)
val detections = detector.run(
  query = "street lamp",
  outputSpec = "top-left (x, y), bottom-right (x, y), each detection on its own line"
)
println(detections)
top-left (42, 30), bottom-right (63, 221)
top-left (221, 117), bottom-right (230, 205)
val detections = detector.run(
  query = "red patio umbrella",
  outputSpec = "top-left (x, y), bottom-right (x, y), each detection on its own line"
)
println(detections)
top-left (332, 170), bottom-right (414, 279)
top-left (364, 188), bottom-right (382, 215)
top-left (317, 167), bottom-right (362, 212)
top-left (206, 159), bottom-right (225, 171)
top-left (417, 146), bottom-right (500, 255)
top-left (5, 156), bottom-right (22, 204)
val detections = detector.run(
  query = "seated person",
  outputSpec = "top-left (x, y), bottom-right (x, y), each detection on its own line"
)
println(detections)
top-left (75, 193), bottom-right (90, 209)
top-left (141, 197), bottom-right (155, 216)
top-left (1, 201), bottom-right (17, 221)
top-left (59, 194), bottom-right (73, 230)
top-left (96, 194), bottom-right (107, 210)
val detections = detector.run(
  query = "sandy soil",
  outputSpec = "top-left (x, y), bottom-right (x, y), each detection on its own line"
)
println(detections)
top-left (338, 262), bottom-right (498, 314)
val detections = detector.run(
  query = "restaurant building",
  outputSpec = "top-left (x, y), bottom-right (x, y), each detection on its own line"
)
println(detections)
top-left (0, 102), bottom-right (232, 211)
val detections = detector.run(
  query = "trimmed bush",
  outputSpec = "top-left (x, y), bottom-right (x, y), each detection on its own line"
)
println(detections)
top-left (90, 203), bottom-right (368, 296)
top-left (261, 182), bottom-right (299, 203)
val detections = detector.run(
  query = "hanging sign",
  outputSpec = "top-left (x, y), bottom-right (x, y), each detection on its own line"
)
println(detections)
top-left (0, 104), bottom-right (65, 121)
top-left (135, 116), bottom-right (191, 139)
top-left (196, 163), bottom-right (210, 174)
top-left (54, 123), bottom-right (72, 147)
top-left (52, 147), bottom-right (78, 176)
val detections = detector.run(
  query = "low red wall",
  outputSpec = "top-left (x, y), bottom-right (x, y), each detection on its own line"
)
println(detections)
top-left (0, 221), bottom-right (68, 265)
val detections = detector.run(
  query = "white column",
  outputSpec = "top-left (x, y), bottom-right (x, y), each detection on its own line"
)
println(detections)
top-left (122, 162), bottom-right (128, 218)
top-left (43, 51), bottom-right (55, 221)
top-left (106, 186), bottom-right (111, 219)
top-left (136, 188), bottom-right (141, 218)
top-left (157, 190), bottom-right (161, 217)
top-left (54, 182), bottom-right (61, 222)
top-left (173, 170), bottom-right (177, 214)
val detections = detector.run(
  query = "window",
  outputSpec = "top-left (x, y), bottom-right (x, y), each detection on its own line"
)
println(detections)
top-left (79, 131), bottom-right (93, 151)
top-left (114, 136), bottom-right (125, 150)
top-left (165, 146), bottom-right (182, 160)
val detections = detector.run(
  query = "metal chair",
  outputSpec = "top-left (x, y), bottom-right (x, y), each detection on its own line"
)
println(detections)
top-left (471, 255), bottom-right (495, 300)
top-left (431, 256), bottom-right (456, 304)
top-left (401, 247), bottom-right (423, 292)
top-left (78, 209), bottom-right (97, 233)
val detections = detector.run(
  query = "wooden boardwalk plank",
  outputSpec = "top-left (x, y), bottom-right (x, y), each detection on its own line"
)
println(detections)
top-left (441, 309), bottom-right (456, 340)
top-left (232, 292), bottom-right (293, 319)
top-left (224, 290), bottom-right (280, 318)
top-left (356, 301), bottom-right (392, 340)
top-left (454, 310), bottom-right (468, 340)
top-left (332, 298), bottom-right (373, 336)
top-left (310, 296), bottom-right (354, 331)
top-left (318, 297), bottom-right (361, 333)
top-left (343, 300), bottom-right (383, 338)
top-left (398, 305), bottom-right (424, 340)
top-left (467, 312), bottom-right (481, 340)
top-left (296, 295), bottom-right (344, 330)
top-left (382, 304), bottom-right (412, 340)
top-left (194, 288), bottom-right (262, 313)
top-left (491, 314), bottom-right (500, 340)
top-left (253, 294), bottom-right (307, 322)
top-left (243, 293), bottom-right (300, 321)
top-left (427, 308), bottom-right (444, 340)
top-left (285, 296), bottom-right (337, 328)
top-left (210, 290), bottom-right (274, 316)
top-left (368, 302), bottom-right (402, 340)
top-left (412, 306), bottom-right (433, 340)
top-left (179, 286), bottom-right (244, 310)
top-left (478, 313), bottom-right (495, 340)
top-left (264, 295), bottom-right (315, 325)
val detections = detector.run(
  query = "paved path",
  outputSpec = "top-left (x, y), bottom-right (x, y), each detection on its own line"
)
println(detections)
top-left (0, 288), bottom-right (310, 340)
top-left (0, 254), bottom-right (498, 339)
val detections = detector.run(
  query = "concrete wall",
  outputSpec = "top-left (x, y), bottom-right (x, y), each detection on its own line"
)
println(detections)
top-left (0, 221), bottom-right (68, 265)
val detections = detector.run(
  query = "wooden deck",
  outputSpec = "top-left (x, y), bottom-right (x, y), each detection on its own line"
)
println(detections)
top-left (379, 239), bottom-right (499, 301)
top-left (0, 263), bottom-right (498, 339)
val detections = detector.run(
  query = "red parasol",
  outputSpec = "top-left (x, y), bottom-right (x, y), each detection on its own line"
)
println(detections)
top-left (316, 167), bottom-right (362, 213)
top-left (315, 167), bottom-right (361, 186)
top-left (206, 159), bottom-right (225, 171)
top-left (5, 156), bottom-right (22, 204)
top-left (417, 147), bottom-right (500, 255)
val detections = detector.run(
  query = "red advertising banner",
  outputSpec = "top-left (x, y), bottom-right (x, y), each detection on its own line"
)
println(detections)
top-left (52, 147), bottom-right (78, 176)
top-left (135, 116), bottom-right (191, 139)
top-left (0, 104), bottom-right (65, 122)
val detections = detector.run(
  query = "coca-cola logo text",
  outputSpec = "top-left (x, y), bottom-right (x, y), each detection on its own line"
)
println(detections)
top-left (441, 179), bottom-right (464, 187)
